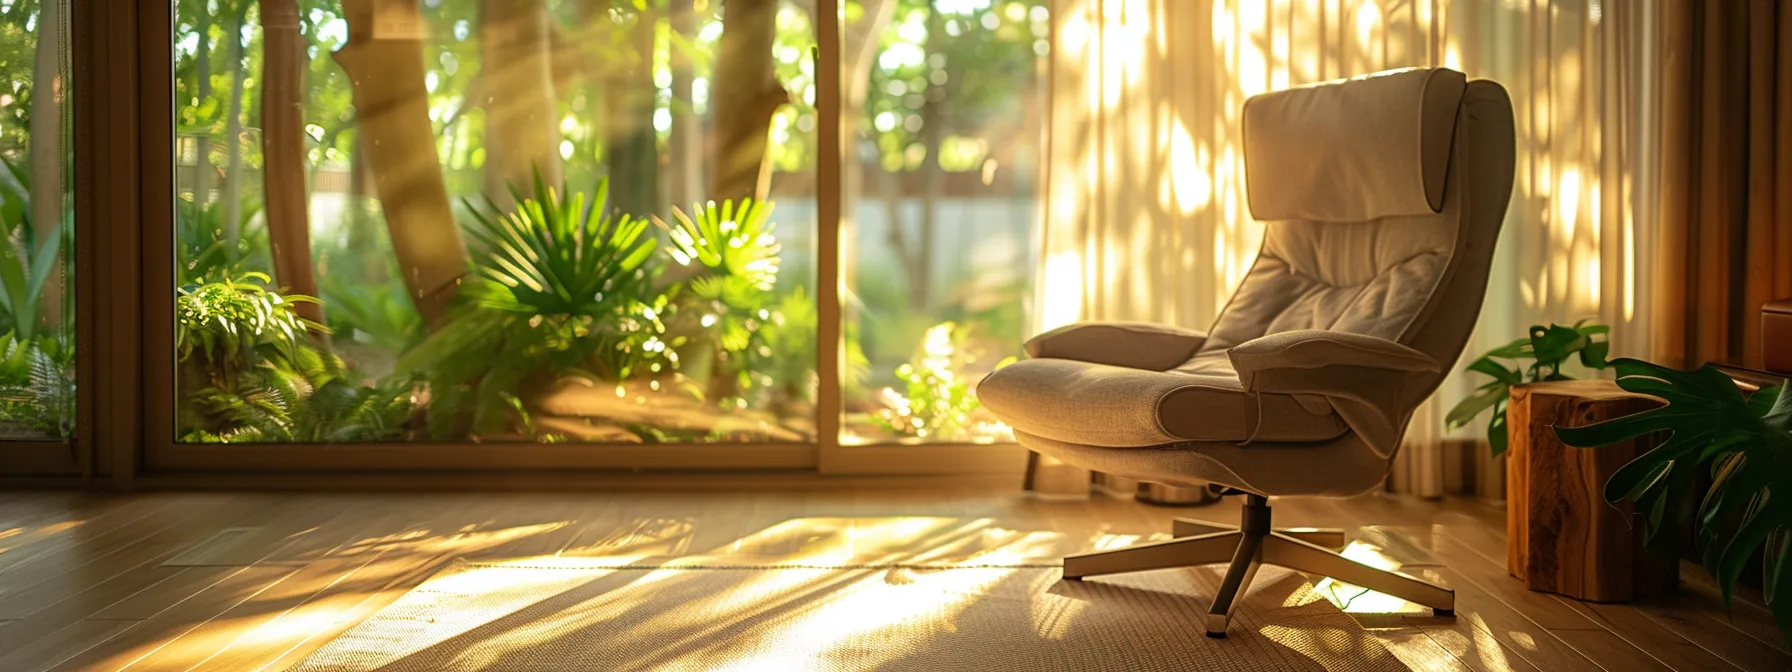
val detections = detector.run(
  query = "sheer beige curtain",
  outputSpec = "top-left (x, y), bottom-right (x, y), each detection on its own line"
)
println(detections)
top-left (1039, 0), bottom-right (1658, 497)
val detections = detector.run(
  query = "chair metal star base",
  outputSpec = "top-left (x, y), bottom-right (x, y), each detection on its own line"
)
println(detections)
top-left (1060, 494), bottom-right (1455, 637)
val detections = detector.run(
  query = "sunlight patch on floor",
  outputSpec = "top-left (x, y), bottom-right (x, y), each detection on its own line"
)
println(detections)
top-left (1311, 540), bottom-right (1432, 614)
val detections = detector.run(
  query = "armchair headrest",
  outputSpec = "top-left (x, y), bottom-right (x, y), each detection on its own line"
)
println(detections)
top-left (1242, 67), bottom-right (1467, 223)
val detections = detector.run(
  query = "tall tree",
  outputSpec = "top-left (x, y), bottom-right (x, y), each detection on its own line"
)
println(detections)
top-left (27, 0), bottom-right (67, 329)
top-left (709, 0), bottom-right (787, 203)
top-left (480, 0), bottom-right (563, 206)
top-left (222, 1), bottom-right (252, 257)
top-left (667, 0), bottom-right (700, 209)
top-left (587, 0), bottom-right (659, 218)
top-left (192, 4), bottom-right (214, 207)
top-left (334, 0), bottom-right (468, 329)
top-left (258, 0), bottom-right (323, 327)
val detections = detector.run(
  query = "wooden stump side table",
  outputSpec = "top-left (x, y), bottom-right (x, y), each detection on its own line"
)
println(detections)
top-left (1506, 380), bottom-right (1677, 602)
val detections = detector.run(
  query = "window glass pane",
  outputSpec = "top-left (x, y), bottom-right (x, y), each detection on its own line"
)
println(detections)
top-left (0, 0), bottom-right (75, 440)
top-left (839, 0), bottom-right (1046, 445)
top-left (172, 0), bottom-right (816, 445)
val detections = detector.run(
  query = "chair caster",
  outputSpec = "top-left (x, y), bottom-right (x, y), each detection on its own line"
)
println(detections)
top-left (1205, 630), bottom-right (1227, 639)
top-left (1433, 608), bottom-right (1454, 616)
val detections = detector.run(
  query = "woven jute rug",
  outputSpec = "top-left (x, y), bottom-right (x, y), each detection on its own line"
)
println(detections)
top-left (288, 558), bottom-right (1409, 671)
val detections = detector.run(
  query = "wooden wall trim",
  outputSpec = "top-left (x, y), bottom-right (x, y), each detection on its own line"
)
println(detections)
top-left (74, 1), bottom-right (144, 485)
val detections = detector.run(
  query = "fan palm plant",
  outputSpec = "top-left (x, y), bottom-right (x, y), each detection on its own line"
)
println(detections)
top-left (655, 198), bottom-right (781, 402)
top-left (398, 175), bottom-right (671, 438)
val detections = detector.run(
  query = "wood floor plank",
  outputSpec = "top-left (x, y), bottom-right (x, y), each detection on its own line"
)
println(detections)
top-left (0, 488), bottom-right (1687, 672)
top-left (1408, 616), bottom-right (1544, 672)
top-left (187, 499), bottom-right (502, 671)
top-left (0, 496), bottom-right (286, 621)
top-left (0, 616), bottom-right (140, 672)
top-left (1553, 629), bottom-right (1674, 672)
top-left (0, 495), bottom-right (238, 590)
top-left (1368, 625), bottom-right (1477, 672)
top-left (1635, 592), bottom-right (1792, 672)
top-left (0, 496), bottom-right (167, 571)
top-left (1561, 598), bottom-right (1741, 672)
top-left (1671, 571), bottom-right (1792, 654)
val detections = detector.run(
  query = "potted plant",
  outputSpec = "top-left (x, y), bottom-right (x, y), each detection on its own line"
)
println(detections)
top-left (1446, 321), bottom-right (1610, 454)
top-left (1554, 359), bottom-right (1792, 645)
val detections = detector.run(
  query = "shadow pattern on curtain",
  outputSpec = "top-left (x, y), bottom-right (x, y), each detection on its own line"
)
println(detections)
top-left (1039, 0), bottom-right (1658, 498)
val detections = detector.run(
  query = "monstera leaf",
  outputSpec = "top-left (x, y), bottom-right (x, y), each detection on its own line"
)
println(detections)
top-left (1554, 358), bottom-right (1792, 644)
top-left (1448, 321), bottom-right (1610, 455)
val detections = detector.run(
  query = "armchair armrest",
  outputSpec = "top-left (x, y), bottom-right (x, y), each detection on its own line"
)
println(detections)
top-left (1228, 330), bottom-right (1438, 380)
top-left (1226, 330), bottom-right (1440, 456)
top-left (1023, 322), bottom-right (1207, 371)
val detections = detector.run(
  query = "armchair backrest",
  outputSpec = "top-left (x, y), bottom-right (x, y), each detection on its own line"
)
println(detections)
top-left (1200, 68), bottom-right (1517, 408)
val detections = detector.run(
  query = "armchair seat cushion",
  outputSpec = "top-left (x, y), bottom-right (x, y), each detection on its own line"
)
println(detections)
top-left (977, 352), bottom-right (1348, 447)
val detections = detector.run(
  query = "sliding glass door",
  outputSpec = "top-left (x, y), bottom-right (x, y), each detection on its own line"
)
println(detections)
top-left (0, 0), bottom-right (77, 475)
top-left (148, 0), bottom-right (1036, 475)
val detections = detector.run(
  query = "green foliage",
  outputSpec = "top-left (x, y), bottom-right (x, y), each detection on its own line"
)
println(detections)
top-left (1554, 359), bottom-right (1792, 645)
top-left (176, 197), bottom-right (269, 284)
top-left (177, 272), bottom-right (326, 389)
top-left (400, 177), bottom-right (673, 438)
top-left (0, 332), bottom-right (72, 438)
top-left (0, 155), bottom-right (68, 341)
top-left (873, 321), bottom-right (1008, 440)
top-left (756, 285), bottom-right (818, 406)
top-left (181, 359), bottom-right (417, 443)
top-left (1447, 321), bottom-right (1610, 455)
top-left (463, 176), bottom-right (659, 318)
top-left (319, 275), bottom-right (423, 353)
top-left (659, 197), bottom-right (781, 348)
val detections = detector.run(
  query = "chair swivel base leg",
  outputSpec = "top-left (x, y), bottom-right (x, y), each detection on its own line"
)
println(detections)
top-left (1060, 496), bottom-right (1454, 637)
top-left (1172, 518), bottom-right (1347, 550)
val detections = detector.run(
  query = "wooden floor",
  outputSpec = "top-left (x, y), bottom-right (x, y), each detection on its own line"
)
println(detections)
top-left (0, 488), bottom-right (1786, 672)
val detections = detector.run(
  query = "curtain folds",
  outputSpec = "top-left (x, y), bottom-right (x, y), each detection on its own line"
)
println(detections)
top-left (1654, 0), bottom-right (1792, 371)
top-left (1041, 0), bottom-right (1658, 498)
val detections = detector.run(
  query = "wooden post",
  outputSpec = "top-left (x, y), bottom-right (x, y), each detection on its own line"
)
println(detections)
top-left (1507, 380), bottom-right (1677, 602)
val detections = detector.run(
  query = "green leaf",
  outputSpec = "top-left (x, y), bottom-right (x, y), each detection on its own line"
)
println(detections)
top-left (1487, 397), bottom-right (1509, 456)
top-left (1468, 356), bottom-right (1523, 385)
top-left (1579, 340), bottom-right (1610, 369)
top-left (1528, 324), bottom-right (1586, 366)
top-left (1446, 382), bottom-right (1507, 429)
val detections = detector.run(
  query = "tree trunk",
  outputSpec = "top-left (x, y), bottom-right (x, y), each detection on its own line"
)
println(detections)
top-left (222, 2), bottom-right (251, 260)
top-left (667, 0), bottom-right (700, 209)
top-left (708, 0), bottom-right (787, 204)
top-left (193, 8), bottom-right (214, 207)
top-left (908, 2), bottom-right (945, 310)
top-left (259, 0), bottom-right (324, 329)
top-left (335, 0), bottom-right (468, 330)
top-left (837, 0), bottom-right (895, 313)
top-left (479, 0), bottom-right (562, 208)
top-left (588, 0), bottom-right (659, 219)
top-left (27, 0), bottom-right (67, 331)
top-left (347, 140), bottom-right (386, 284)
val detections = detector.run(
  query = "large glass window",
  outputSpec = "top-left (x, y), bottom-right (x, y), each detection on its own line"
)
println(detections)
top-left (0, 0), bottom-right (75, 440)
top-left (838, 0), bottom-right (1047, 445)
top-left (172, 0), bottom-right (817, 445)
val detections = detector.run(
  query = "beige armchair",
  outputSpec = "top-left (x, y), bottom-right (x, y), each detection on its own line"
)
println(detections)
top-left (979, 67), bottom-right (1515, 637)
